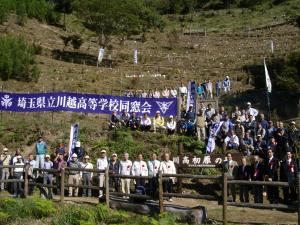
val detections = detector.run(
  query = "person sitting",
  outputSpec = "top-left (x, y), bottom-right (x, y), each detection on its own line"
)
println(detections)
top-left (254, 134), bottom-right (267, 157)
top-left (255, 123), bottom-right (266, 141)
top-left (161, 86), bottom-right (170, 98)
top-left (224, 130), bottom-right (239, 150)
top-left (170, 87), bottom-right (177, 98)
top-left (141, 89), bottom-right (148, 98)
top-left (241, 131), bottom-right (254, 155)
top-left (120, 110), bottom-right (130, 127)
top-left (233, 120), bottom-right (245, 144)
top-left (166, 116), bottom-right (176, 135)
top-left (140, 113), bottom-right (152, 132)
top-left (129, 112), bottom-right (140, 131)
top-left (109, 111), bottom-right (120, 129)
top-left (153, 88), bottom-right (160, 98)
top-left (153, 111), bottom-right (166, 133)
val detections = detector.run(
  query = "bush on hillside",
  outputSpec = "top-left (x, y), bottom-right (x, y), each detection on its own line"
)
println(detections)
top-left (0, 35), bottom-right (39, 82)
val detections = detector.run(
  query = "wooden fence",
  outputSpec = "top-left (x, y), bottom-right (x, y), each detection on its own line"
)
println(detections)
top-left (0, 164), bottom-right (299, 225)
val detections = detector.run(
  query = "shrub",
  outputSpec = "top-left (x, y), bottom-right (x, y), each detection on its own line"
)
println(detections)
top-left (0, 211), bottom-right (9, 225)
top-left (0, 35), bottom-right (39, 82)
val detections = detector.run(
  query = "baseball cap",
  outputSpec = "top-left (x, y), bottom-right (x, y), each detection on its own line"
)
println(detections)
top-left (247, 102), bottom-right (251, 105)
top-left (3, 147), bottom-right (8, 152)
top-left (72, 153), bottom-right (78, 158)
top-left (75, 141), bottom-right (81, 147)
top-left (45, 154), bottom-right (50, 158)
top-left (100, 149), bottom-right (106, 153)
top-left (84, 155), bottom-right (90, 159)
top-left (112, 153), bottom-right (117, 157)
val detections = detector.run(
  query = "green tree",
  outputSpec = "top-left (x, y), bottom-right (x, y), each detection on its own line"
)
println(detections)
top-left (74, 0), bottom-right (165, 47)
top-left (53, 0), bottom-right (74, 28)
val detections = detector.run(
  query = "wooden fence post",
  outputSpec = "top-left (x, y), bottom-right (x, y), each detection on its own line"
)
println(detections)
top-left (23, 164), bottom-right (30, 198)
top-left (177, 142), bottom-right (184, 193)
top-left (105, 167), bottom-right (110, 210)
top-left (60, 168), bottom-right (65, 202)
top-left (297, 173), bottom-right (300, 225)
top-left (222, 173), bottom-right (228, 225)
top-left (158, 170), bottom-right (164, 213)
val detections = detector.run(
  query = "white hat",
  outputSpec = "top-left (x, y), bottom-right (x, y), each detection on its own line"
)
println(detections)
top-left (84, 155), bottom-right (90, 159)
top-left (3, 147), bottom-right (8, 152)
top-left (45, 154), bottom-right (50, 158)
top-left (17, 155), bottom-right (22, 159)
top-left (156, 111), bottom-right (160, 114)
top-left (72, 153), bottom-right (78, 158)
top-left (247, 102), bottom-right (251, 105)
top-left (112, 153), bottom-right (117, 157)
top-left (100, 149), bottom-right (106, 153)
top-left (226, 76), bottom-right (229, 79)
top-left (189, 104), bottom-right (193, 107)
top-left (257, 134), bottom-right (261, 137)
top-left (169, 115), bottom-right (173, 118)
top-left (75, 141), bottom-right (81, 147)
top-left (291, 121), bottom-right (296, 125)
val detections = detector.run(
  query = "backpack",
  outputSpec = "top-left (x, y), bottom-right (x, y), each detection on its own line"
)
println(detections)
top-left (135, 185), bottom-right (146, 195)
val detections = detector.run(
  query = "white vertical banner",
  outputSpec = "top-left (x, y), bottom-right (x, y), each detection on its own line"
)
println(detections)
top-left (134, 49), bottom-right (138, 65)
top-left (68, 123), bottom-right (79, 162)
top-left (186, 81), bottom-right (191, 111)
top-left (270, 40), bottom-right (274, 54)
top-left (264, 58), bottom-right (272, 93)
top-left (98, 48), bottom-right (105, 63)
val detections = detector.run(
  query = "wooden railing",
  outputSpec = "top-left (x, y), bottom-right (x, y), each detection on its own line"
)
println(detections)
top-left (0, 164), bottom-right (299, 225)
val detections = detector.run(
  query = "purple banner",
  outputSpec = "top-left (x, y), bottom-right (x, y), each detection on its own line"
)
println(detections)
top-left (0, 92), bottom-right (177, 117)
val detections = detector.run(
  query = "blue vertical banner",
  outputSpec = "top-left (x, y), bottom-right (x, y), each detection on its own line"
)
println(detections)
top-left (68, 123), bottom-right (79, 162)
top-left (186, 81), bottom-right (197, 112)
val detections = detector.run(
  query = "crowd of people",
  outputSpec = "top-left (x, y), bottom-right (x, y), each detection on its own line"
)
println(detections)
top-left (123, 76), bottom-right (231, 99)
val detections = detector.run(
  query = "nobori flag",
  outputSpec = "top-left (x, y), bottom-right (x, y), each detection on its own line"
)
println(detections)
top-left (134, 49), bottom-right (138, 64)
top-left (264, 58), bottom-right (272, 93)
top-left (98, 48), bottom-right (105, 63)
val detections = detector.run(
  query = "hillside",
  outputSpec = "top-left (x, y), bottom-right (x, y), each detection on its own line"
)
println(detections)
top-left (0, 0), bottom-right (299, 154)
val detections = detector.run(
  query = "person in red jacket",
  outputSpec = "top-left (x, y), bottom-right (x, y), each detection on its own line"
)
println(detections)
top-left (280, 151), bottom-right (298, 204)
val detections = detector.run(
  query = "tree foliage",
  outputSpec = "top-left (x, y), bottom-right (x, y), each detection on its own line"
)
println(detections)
top-left (73, 0), bottom-right (165, 46)
top-left (0, 36), bottom-right (39, 82)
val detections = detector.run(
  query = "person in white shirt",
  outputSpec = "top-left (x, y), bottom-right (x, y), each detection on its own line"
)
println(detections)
top-left (170, 87), bottom-right (177, 98)
top-left (223, 76), bottom-right (231, 93)
top-left (13, 155), bottom-right (24, 197)
top-left (119, 153), bottom-right (132, 198)
top-left (245, 102), bottom-right (258, 118)
top-left (207, 80), bottom-right (213, 99)
top-left (26, 153), bottom-right (38, 195)
top-left (0, 147), bottom-right (11, 191)
top-left (224, 130), bottom-right (240, 150)
top-left (81, 155), bottom-right (94, 197)
top-left (179, 82), bottom-right (187, 103)
top-left (43, 154), bottom-right (53, 199)
top-left (153, 88), bottom-right (161, 98)
top-left (148, 153), bottom-right (160, 195)
top-left (96, 149), bottom-right (108, 198)
top-left (161, 86), bottom-right (170, 98)
top-left (166, 116), bottom-right (176, 135)
top-left (140, 113), bottom-right (152, 132)
top-left (160, 153), bottom-right (176, 202)
top-left (132, 154), bottom-right (148, 188)
top-left (141, 89), bottom-right (148, 98)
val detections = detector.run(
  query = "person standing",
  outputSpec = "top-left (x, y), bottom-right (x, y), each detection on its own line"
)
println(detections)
top-left (223, 153), bottom-right (238, 202)
top-left (223, 76), bottom-right (231, 93)
top-left (251, 155), bottom-right (264, 203)
top-left (179, 82), bottom-right (187, 103)
top-left (160, 153), bottom-right (176, 202)
top-left (68, 153), bottom-right (81, 197)
top-left (288, 121), bottom-right (299, 154)
top-left (245, 102), bottom-right (258, 119)
top-left (119, 153), bottom-right (132, 198)
top-left (236, 157), bottom-right (251, 202)
top-left (148, 153), bottom-right (161, 196)
top-left (35, 136), bottom-right (47, 169)
top-left (53, 153), bottom-right (66, 195)
top-left (108, 153), bottom-right (120, 192)
top-left (132, 154), bottom-right (148, 188)
top-left (26, 153), bottom-right (38, 195)
top-left (97, 149), bottom-right (108, 198)
top-left (280, 151), bottom-right (298, 204)
top-left (197, 109), bottom-right (206, 141)
top-left (215, 80), bottom-right (221, 97)
top-left (0, 148), bottom-right (11, 191)
top-left (264, 149), bottom-right (279, 204)
top-left (170, 87), bottom-right (177, 98)
top-left (12, 156), bottom-right (24, 197)
top-left (207, 80), bottom-right (213, 99)
top-left (80, 155), bottom-right (93, 197)
top-left (74, 141), bottom-right (85, 162)
top-left (43, 154), bottom-right (53, 199)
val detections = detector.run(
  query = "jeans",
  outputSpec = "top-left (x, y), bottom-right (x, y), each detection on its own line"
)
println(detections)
top-left (13, 172), bottom-right (23, 196)
top-left (163, 179), bottom-right (173, 194)
top-left (82, 173), bottom-right (92, 197)
top-left (36, 154), bottom-right (45, 168)
top-left (43, 174), bottom-right (53, 198)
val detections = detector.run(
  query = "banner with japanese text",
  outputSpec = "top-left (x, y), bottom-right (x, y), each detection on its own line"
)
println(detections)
top-left (0, 92), bottom-right (177, 117)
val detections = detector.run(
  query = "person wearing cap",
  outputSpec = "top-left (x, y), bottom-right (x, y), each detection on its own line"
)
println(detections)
top-left (80, 155), bottom-right (93, 197)
top-left (68, 153), bottom-right (81, 197)
top-left (73, 141), bottom-right (85, 162)
top-left (13, 155), bottom-right (24, 197)
top-left (140, 113), bottom-right (152, 132)
top-left (245, 102), bottom-right (258, 118)
top-left (109, 153), bottom-right (120, 192)
top-left (288, 121), bottom-right (299, 153)
top-left (147, 153), bottom-right (160, 195)
top-left (166, 116), bottom-right (176, 135)
top-left (280, 151), bottom-right (298, 204)
top-left (153, 111), bottom-right (165, 133)
top-left (43, 154), bottom-right (53, 199)
top-left (159, 153), bottom-right (176, 202)
top-left (35, 136), bottom-right (47, 169)
top-left (223, 76), bottom-right (231, 93)
top-left (0, 147), bottom-right (11, 191)
top-left (119, 153), bottom-right (132, 198)
top-left (97, 149), bottom-right (108, 198)
top-left (131, 154), bottom-right (148, 188)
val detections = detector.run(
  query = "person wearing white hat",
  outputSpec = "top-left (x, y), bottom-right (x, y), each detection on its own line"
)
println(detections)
top-left (153, 111), bottom-right (166, 133)
top-left (13, 155), bottom-right (24, 197)
top-left (0, 147), bottom-right (11, 190)
top-left (166, 116), bottom-right (176, 135)
top-left (68, 153), bottom-right (81, 197)
top-left (43, 154), bottom-right (53, 199)
top-left (108, 153), bottom-right (120, 192)
top-left (73, 141), bottom-right (85, 162)
top-left (245, 102), bottom-right (258, 118)
top-left (97, 149), bottom-right (108, 198)
top-left (80, 155), bottom-right (93, 197)
top-left (223, 76), bottom-right (231, 93)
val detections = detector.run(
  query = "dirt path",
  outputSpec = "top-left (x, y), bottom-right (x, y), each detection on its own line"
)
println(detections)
top-left (53, 196), bottom-right (297, 224)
